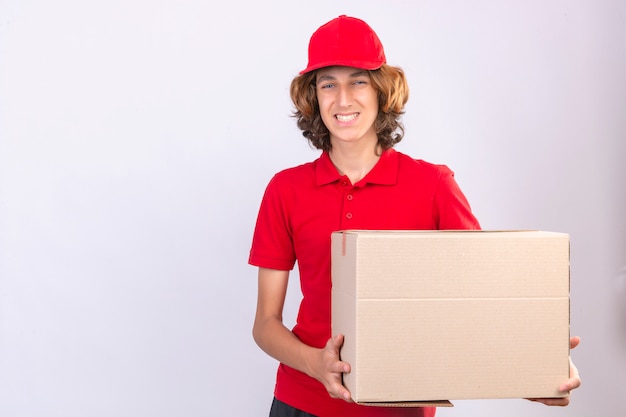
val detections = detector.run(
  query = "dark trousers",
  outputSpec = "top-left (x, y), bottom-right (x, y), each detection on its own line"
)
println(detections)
top-left (269, 397), bottom-right (318, 417)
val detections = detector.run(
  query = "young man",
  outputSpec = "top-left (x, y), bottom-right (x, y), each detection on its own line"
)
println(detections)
top-left (249, 15), bottom-right (580, 417)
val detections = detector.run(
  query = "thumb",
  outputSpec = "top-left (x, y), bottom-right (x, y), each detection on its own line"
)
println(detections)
top-left (330, 333), bottom-right (344, 350)
top-left (325, 334), bottom-right (344, 355)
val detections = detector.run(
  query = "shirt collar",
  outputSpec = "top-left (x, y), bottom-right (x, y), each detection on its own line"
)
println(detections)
top-left (315, 148), bottom-right (399, 187)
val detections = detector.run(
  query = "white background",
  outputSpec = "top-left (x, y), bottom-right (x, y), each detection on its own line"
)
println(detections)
top-left (1, 1), bottom-right (624, 416)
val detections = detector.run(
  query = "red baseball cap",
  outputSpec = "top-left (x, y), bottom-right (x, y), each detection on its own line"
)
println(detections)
top-left (299, 15), bottom-right (387, 74)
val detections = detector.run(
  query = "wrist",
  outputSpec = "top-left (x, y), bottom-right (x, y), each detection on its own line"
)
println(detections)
top-left (299, 343), bottom-right (321, 380)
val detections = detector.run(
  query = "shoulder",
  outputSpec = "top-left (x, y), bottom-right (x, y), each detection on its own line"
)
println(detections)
top-left (269, 160), bottom-right (316, 185)
top-left (261, 158), bottom-right (319, 199)
top-left (393, 150), bottom-right (454, 177)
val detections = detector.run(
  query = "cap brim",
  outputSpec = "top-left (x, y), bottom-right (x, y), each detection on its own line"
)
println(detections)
top-left (299, 60), bottom-right (385, 75)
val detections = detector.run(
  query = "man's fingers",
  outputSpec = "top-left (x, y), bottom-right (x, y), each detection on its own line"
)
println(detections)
top-left (328, 334), bottom-right (344, 350)
top-left (330, 360), bottom-right (350, 373)
top-left (528, 397), bottom-right (570, 407)
top-left (328, 380), bottom-right (353, 402)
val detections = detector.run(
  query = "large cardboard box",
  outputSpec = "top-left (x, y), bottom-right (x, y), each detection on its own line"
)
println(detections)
top-left (331, 230), bottom-right (570, 405)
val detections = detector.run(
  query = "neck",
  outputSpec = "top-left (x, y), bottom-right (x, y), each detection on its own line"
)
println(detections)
top-left (329, 142), bottom-right (382, 184)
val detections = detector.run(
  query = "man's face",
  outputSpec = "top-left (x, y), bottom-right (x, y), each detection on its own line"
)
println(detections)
top-left (315, 66), bottom-right (379, 148)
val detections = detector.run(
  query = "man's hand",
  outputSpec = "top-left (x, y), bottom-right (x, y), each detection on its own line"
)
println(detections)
top-left (527, 336), bottom-right (582, 406)
top-left (305, 334), bottom-right (353, 402)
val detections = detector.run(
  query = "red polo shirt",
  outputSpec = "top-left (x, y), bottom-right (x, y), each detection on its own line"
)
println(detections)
top-left (249, 148), bottom-right (480, 417)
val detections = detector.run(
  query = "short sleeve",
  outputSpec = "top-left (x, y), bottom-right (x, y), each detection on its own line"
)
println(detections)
top-left (434, 167), bottom-right (481, 230)
top-left (248, 174), bottom-right (297, 271)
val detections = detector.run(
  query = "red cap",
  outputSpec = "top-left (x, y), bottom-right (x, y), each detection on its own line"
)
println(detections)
top-left (299, 15), bottom-right (386, 74)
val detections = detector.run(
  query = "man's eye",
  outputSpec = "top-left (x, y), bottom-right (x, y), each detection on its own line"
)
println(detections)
top-left (320, 83), bottom-right (335, 89)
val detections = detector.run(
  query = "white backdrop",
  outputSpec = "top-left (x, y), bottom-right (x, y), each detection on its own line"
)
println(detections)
top-left (1, 1), bottom-right (624, 416)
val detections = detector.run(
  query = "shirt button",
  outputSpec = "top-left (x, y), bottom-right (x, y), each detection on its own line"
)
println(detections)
top-left (346, 194), bottom-right (353, 200)
top-left (341, 181), bottom-right (349, 187)
top-left (346, 213), bottom-right (353, 219)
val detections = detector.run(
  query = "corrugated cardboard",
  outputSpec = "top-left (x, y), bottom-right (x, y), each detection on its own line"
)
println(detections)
top-left (331, 230), bottom-right (570, 405)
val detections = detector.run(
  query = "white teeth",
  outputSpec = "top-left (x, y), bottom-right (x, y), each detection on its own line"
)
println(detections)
top-left (336, 113), bottom-right (358, 122)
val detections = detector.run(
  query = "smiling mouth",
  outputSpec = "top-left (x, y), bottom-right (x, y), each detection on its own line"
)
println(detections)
top-left (336, 113), bottom-right (359, 122)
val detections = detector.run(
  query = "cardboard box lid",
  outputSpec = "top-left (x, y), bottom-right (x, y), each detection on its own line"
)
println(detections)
top-left (332, 230), bottom-right (570, 300)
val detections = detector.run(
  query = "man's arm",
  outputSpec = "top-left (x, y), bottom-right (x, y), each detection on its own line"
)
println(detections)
top-left (252, 267), bottom-right (352, 402)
